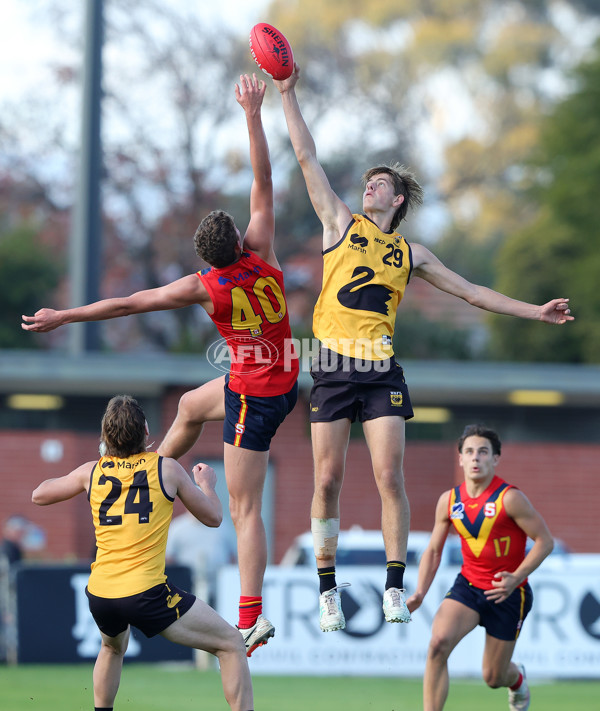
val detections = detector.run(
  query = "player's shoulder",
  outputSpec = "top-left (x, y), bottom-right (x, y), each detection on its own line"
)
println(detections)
top-left (437, 489), bottom-right (453, 511)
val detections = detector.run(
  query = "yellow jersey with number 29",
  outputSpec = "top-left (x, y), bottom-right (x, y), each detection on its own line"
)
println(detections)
top-left (313, 214), bottom-right (412, 361)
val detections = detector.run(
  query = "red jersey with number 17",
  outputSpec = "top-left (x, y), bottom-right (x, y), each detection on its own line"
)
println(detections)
top-left (199, 251), bottom-right (298, 396)
top-left (448, 475), bottom-right (527, 590)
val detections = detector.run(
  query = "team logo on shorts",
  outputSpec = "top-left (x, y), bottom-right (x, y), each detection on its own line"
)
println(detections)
top-left (390, 391), bottom-right (403, 406)
top-left (235, 423), bottom-right (246, 436)
top-left (451, 502), bottom-right (465, 520)
top-left (166, 592), bottom-right (183, 608)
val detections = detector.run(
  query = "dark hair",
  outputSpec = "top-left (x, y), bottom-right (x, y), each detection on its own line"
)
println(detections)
top-left (457, 424), bottom-right (501, 456)
top-left (362, 163), bottom-right (424, 230)
top-left (193, 210), bottom-right (239, 268)
top-left (100, 395), bottom-right (147, 458)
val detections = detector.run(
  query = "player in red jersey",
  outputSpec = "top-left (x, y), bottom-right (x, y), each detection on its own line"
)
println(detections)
top-left (406, 424), bottom-right (554, 711)
top-left (22, 74), bottom-right (298, 656)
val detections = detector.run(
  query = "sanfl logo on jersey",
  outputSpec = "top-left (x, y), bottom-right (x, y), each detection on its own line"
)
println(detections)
top-left (484, 502), bottom-right (497, 517)
top-left (451, 502), bottom-right (465, 520)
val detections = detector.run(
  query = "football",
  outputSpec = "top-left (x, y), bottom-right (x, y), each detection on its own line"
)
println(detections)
top-left (249, 23), bottom-right (294, 81)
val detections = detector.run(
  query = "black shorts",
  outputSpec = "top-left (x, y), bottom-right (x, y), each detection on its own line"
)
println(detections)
top-left (86, 579), bottom-right (195, 639)
top-left (309, 347), bottom-right (413, 423)
top-left (445, 573), bottom-right (533, 641)
top-left (223, 377), bottom-right (298, 452)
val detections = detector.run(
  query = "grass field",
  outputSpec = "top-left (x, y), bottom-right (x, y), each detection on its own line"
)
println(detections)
top-left (4, 664), bottom-right (600, 710)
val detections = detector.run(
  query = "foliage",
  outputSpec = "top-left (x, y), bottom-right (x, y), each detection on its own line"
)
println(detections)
top-left (0, 224), bottom-right (62, 348)
top-left (490, 42), bottom-right (600, 363)
top-left (394, 309), bottom-right (474, 360)
top-left (267, 0), bottom-right (600, 361)
top-left (2, 1), bottom-right (600, 357)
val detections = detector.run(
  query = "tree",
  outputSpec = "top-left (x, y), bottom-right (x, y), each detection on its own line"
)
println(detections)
top-left (489, 41), bottom-right (600, 363)
top-left (0, 0), bottom-right (255, 353)
top-left (266, 0), bottom-right (600, 359)
top-left (3, 0), bottom-right (599, 358)
top-left (0, 222), bottom-right (62, 348)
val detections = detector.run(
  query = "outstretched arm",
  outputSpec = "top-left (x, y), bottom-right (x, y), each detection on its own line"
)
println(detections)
top-left (32, 461), bottom-right (94, 505)
top-left (235, 73), bottom-right (277, 265)
top-left (484, 488), bottom-right (554, 603)
top-left (411, 243), bottom-right (574, 324)
top-left (22, 274), bottom-right (211, 333)
top-left (274, 64), bottom-right (352, 250)
top-left (406, 492), bottom-right (452, 613)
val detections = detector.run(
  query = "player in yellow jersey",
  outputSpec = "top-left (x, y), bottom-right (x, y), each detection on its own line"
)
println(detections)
top-left (32, 395), bottom-right (254, 711)
top-left (274, 64), bottom-right (573, 633)
top-left (406, 425), bottom-right (554, 710)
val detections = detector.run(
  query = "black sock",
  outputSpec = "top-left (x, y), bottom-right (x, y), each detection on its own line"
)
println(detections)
top-left (95, 707), bottom-right (113, 711)
top-left (318, 566), bottom-right (337, 593)
top-left (385, 561), bottom-right (406, 590)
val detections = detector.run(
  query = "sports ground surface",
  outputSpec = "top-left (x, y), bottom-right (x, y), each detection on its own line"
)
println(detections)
top-left (6, 664), bottom-right (600, 710)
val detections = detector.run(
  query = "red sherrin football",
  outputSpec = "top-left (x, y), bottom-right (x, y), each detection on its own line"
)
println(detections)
top-left (249, 23), bottom-right (294, 81)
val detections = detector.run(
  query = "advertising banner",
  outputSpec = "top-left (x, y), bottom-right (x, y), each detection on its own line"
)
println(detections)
top-left (15, 564), bottom-right (194, 663)
top-left (217, 565), bottom-right (600, 678)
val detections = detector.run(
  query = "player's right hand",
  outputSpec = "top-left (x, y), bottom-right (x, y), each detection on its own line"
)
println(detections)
top-left (21, 309), bottom-right (62, 332)
top-left (273, 62), bottom-right (300, 92)
top-left (405, 592), bottom-right (423, 614)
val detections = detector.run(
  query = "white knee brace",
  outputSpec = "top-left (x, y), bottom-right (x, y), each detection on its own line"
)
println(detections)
top-left (311, 517), bottom-right (340, 560)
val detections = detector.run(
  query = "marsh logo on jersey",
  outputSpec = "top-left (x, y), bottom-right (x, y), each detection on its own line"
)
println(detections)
top-left (382, 334), bottom-right (392, 346)
top-left (390, 391), bottom-right (403, 406)
top-left (350, 233), bottom-right (368, 249)
top-left (451, 502), bottom-right (465, 520)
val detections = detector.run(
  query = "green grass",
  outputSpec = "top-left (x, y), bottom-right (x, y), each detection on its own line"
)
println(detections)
top-left (4, 663), bottom-right (600, 710)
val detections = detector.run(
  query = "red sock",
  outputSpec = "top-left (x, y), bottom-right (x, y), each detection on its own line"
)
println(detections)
top-left (510, 673), bottom-right (523, 691)
top-left (238, 596), bottom-right (262, 628)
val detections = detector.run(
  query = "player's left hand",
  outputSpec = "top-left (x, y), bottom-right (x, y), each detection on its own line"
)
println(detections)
top-left (539, 298), bottom-right (574, 324)
top-left (484, 571), bottom-right (519, 604)
top-left (192, 462), bottom-right (217, 492)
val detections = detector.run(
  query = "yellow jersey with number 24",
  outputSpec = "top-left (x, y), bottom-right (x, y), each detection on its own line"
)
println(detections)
top-left (87, 451), bottom-right (173, 598)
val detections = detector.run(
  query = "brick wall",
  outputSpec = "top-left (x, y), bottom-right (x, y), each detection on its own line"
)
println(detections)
top-left (2, 391), bottom-right (598, 564)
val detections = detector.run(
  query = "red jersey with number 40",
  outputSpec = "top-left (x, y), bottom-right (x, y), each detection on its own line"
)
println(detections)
top-left (448, 475), bottom-right (527, 590)
top-left (199, 251), bottom-right (298, 396)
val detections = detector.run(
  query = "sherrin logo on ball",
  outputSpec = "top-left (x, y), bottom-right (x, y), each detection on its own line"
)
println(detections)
top-left (249, 22), bottom-right (294, 81)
